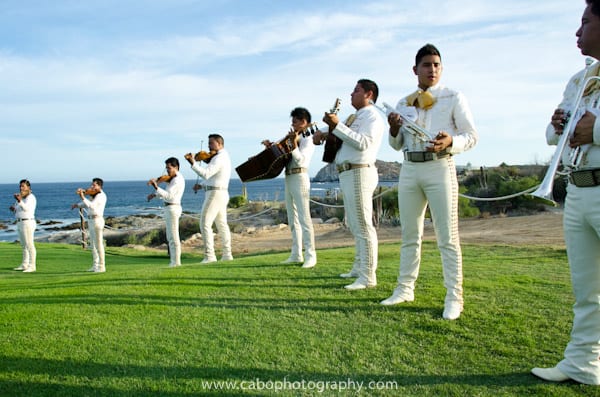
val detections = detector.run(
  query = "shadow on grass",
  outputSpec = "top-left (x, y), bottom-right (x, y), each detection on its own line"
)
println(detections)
top-left (0, 292), bottom-right (443, 316)
top-left (0, 355), bottom-right (556, 396)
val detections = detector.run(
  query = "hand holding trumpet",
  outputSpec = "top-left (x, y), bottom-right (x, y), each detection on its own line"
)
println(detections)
top-left (387, 113), bottom-right (402, 137)
top-left (571, 111), bottom-right (596, 148)
top-left (551, 108), bottom-right (596, 148)
top-left (551, 108), bottom-right (568, 135)
top-left (427, 131), bottom-right (453, 153)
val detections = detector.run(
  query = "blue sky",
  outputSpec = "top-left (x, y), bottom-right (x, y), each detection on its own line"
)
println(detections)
top-left (0, 0), bottom-right (586, 183)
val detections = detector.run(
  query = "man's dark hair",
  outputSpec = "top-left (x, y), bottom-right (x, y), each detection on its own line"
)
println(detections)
top-left (19, 179), bottom-right (30, 187)
top-left (415, 43), bottom-right (442, 66)
top-left (587, 0), bottom-right (600, 16)
top-left (290, 107), bottom-right (311, 123)
top-left (208, 134), bottom-right (224, 146)
top-left (92, 178), bottom-right (103, 188)
top-left (357, 79), bottom-right (379, 103)
top-left (165, 157), bottom-right (180, 170)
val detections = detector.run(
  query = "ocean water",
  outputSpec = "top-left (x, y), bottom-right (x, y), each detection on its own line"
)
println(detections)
top-left (0, 178), bottom-right (346, 242)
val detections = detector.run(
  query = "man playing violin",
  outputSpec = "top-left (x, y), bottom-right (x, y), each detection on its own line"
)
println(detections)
top-left (185, 134), bottom-right (233, 264)
top-left (11, 179), bottom-right (37, 273)
top-left (262, 107), bottom-right (317, 269)
top-left (71, 178), bottom-right (107, 273)
top-left (147, 157), bottom-right (186, 267)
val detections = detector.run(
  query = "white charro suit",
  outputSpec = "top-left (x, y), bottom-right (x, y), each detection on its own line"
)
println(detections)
top-left (332, 104), bottom-right (385, 287)
top-left (77, 191), bottom-right (107, 272)
top-left (14, 193), bottom-right (37, 271)
top-left (155, 172), bottom-right (185, 266)
top-left (191, 149), bottom-right (233, 261)
top-left (388, 84), bottom-right (478, 310)
top-left (283, 134), bottom-right (317, 266)
top-left (544, 62), bottom-right (600, 385)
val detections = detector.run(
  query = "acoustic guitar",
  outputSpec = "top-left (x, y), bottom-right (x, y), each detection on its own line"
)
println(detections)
top-left (235, 122), bottom-right (321, 183)
top-left (322, 99), bottom-right (342, 163)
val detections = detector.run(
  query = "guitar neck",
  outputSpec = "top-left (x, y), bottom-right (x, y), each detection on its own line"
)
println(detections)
top-left (300, 122), bottom-right (329, 137)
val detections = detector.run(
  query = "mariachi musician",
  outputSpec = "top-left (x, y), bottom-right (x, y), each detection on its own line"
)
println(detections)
top-left (10, 179), bottom-right (37, 273)
top-left (312, 79), bottom-right (385, 290)
top-left (262, 107), bottom-right (317, 269)
top-left (531, 0), bottom-right (600, 385)
top-left (71, 178), bottom-right (107, 273)
top-left (147, 157), bottom-right (185, 268)
top-left (184, 134), bottom-right (233, 264)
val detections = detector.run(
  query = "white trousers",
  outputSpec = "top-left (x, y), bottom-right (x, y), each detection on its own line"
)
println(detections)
top-left (284, 173), bottom-right (316, 262)
top-left (88, 217), bottom-right (105, 270)
top-left (395, 157), bottom-right (463, 305)
top-left (557, 183), bottom-right (600, 385)
top-left (200, 190), bottom-right (231, 259)
top-left (164, 205), bottom-right (182, 266)
top-left (17, 219), bottom-right (36, 270)
top-left (339, 166), bottom-right (378, 285)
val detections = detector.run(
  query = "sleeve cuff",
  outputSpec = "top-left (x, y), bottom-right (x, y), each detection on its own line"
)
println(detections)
top-left (448, 135), bottom-right (464, 154)
top-left (594, 115), bottom-right (600, 145)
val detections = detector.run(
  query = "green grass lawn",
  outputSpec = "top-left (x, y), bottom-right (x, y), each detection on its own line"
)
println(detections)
top-left (0, 241), bottom-right (597, 396)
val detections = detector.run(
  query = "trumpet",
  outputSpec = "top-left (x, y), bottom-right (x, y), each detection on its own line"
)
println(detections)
top-left (373, 101), bottom-right (434, 142)
top-left (530, 58), bottom-right (600, 206)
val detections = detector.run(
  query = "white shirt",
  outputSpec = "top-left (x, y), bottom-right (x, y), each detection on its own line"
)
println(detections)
top-left (546, 62), bottom-right (600, 169)
top-left (389, 84), bottom-right (478, 154)
top-left (287, 135), bottom-right (315, 170)
top-left (14, 193), bottom-right (36, 219)
top-left (156, 171), bottom-right (185, 204)
top-left (332, 104), bottom-right (385, 165)
top-left (78, 191), bottom-right (107, 218)
top-left (191, 149), bottom-right (231, 188)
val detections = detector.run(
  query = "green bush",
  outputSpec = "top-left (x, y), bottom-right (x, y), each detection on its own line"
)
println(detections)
top-left (458, 186), bottom-right (480, 218)
top-left (380, 187), bottom-right (399, 218)
top-left (462, 165), bottom-right (546, 215)
top-left (229, 195), bottom-right (247, 208)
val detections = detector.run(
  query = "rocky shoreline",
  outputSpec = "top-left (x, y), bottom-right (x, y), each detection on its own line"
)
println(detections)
top-left (2, 206), bottom-right (566, 257)
top-left (28, 205), bottom-right (344, 254)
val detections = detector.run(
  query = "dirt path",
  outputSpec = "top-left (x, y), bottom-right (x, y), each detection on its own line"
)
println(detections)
top-left (190, 211), bottom-right (565, 256)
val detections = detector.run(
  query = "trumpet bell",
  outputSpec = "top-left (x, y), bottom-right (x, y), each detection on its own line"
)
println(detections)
top-left (529, 188), bottom-right (558, 207)
top-left (527, 60), bottom-right (600, 207)
top-left (529, 177), bottom-right (558, 207)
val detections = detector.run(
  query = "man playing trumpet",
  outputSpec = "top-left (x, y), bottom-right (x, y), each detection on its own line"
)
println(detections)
top-left (381, 44), bottom-right (478, 320)
top-left (532, 0), bottom-right (600, 385)
top-left (71, 178), bottom-right (107, 273)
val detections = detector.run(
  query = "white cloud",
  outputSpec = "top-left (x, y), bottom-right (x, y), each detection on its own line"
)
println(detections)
top-left (0, 0), bottom-right (588, 182)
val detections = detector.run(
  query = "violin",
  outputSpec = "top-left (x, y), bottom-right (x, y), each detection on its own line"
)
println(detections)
top-left (76, 187), bottom-right (98, 196)
top-left (155, 175), bottom-right (174, 184)
top-left (147, 174), bottom-right (174, 188)
top-left (194, 150), bottom-right (217, 163)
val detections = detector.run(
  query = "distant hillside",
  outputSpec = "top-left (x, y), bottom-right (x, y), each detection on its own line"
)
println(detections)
top-left (312, 160), bottom-right (545, 183)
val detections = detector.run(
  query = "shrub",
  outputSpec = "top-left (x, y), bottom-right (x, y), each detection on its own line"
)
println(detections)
top-left (379, 187), bottom-right (399, 218)
top-left (229, 195), bottom-right (247, 208)
top-left (462, 165), bottom-right (546, 215)
top-left (458, 186), bottom-right (480, 218)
